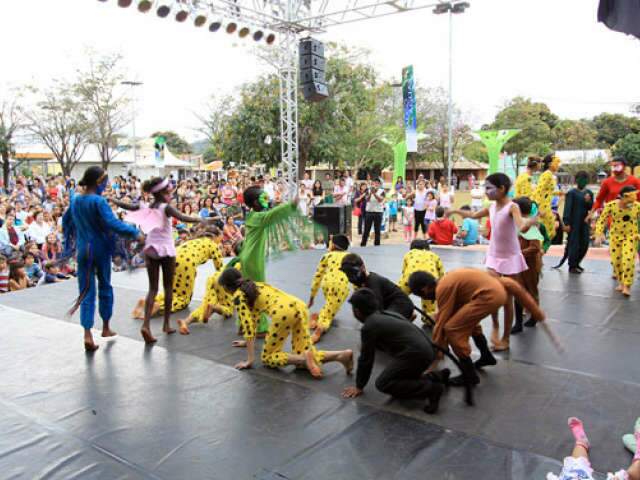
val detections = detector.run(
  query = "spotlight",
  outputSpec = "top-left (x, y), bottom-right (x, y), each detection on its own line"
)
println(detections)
top-left (226, 22), bottom-right (238, 34)
top-left (253, 30), bottom-right (264, 42)
top-left (137, 0), bottom-right (153, 12)
top-left (238, 26), bottom-right (250, 38)
top-left (194, 12), bottom-right (208, 27)
top-left (209, 18), bottom-right (223, 32)
top-left (156, 0), bottom-right (171, 18)
top-left (266, 33), bottom-right (276, 45)
top-left (175, 8), bottom-right (189, 22)
top-left (118, 0), bottom-right (133, 6)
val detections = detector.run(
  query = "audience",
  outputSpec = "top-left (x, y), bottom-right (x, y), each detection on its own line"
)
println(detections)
top-left (427, 206), bottom-right (458, 245)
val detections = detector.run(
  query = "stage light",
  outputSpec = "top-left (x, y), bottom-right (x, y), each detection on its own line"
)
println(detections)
top-left (118, 0), bottom-right (133, 7)
top-left (194, 12), bottom-right (208, 27)
top-left (238, 26), bottom-right (250, 38)
top-left (209, 18), bottom-right (223, 32)
top-left (156, 0), bottom-right (171, 18)
top-left (137, 0), bottom-right (153, 12)
top-left (175, 7), bottom-right (189, 22)
top-left (226, 22), bottom-right (238, 34)
top-left (252, 30), bottom-right (264, 42)
top-left (266, 33), bottom-right (276, 45)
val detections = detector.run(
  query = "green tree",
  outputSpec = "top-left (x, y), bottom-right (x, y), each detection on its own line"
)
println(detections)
top-left (552, 119), bottom-right (598, 150)
top-left (462, 140), bottom-right (488, 164)
top-left (0, 89), bottom-right (25, 189)
top-left (150, 130), bottom-right (192, 155)
top-left (613, 133), bottom-right (640, 167)
top-left (485, 97), bottom-right (558, 160)
top-left (591, 113), bottom-right (640, 147)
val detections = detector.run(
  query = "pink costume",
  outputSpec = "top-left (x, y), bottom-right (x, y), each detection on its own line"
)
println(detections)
top-left (124, 203), bottom-right (176, 258)
top-left (485, 201), bottom-right (527, 275)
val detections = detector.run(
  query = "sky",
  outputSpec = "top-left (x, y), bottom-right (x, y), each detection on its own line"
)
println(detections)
top-left (1, 0), bottom-right (639, 143)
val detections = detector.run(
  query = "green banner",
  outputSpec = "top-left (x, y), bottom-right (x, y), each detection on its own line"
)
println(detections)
top-left (392, 141), bottom-right (407, 187)
top-left (476, 129), bottom-right (520, 174)
top-left (402, 66), bottom-right (418, 152)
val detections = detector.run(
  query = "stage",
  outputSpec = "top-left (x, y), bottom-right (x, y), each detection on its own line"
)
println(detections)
top-left (1, 246), bottom-right (639, 479)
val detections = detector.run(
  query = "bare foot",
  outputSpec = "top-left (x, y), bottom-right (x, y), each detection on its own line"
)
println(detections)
top-left (140, 327), bottom-right (157, 344)
top-left (311, 327), bottom-right (324, 344)
top-left (491, 340), bottom-right (510, 352)
top-left (232, 340), bottom-right (247, 348)
top-left (305, 350), bottom-right (323, 379)
top-left (132, 299), bottom-right (145, 319)
top-left (101, 328), bottom-right (117, 338)
top-left (490, 328), bottom-right (501, 347)
top-left (178, 320), bottom-right (190, 335)
top-left (615, 285), bottom-right (623, 292)
top-left (163, 324), bottom-right (176, 335)
top-left (338, 350), bottom-right (354, 375)
top-left (622, 285), bottom-right (631, 297)
top-left (309, 313), bottom-right (319, 330)
top-left (84, 341), bottom-right (99, 352)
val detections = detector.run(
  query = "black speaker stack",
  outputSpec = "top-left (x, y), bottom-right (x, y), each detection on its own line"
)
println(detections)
top-left (299, 37), bottom-right (328, 102)
top-left (313, 204), bottom-right (351, 240)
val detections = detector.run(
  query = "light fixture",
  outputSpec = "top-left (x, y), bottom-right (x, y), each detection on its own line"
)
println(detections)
top-left (432, 3), bottom-right (450, 14)
top-left (137, 0), bottom-right (153, 12)
top-left (226, 22), bottom-right (238, 34)
top-left (193, 11), bottom-right (207, 27)
top-left (265, 33), bottom-right (276, 45)
top-left (174, 1), bottom-right (189, 22)
top-left (156, 0), bottom-right (171, 18)
top-left (452, 1), bottom-right (470, 13)
top-left (209, 18), bottom-right (223, 32)
top-left (118, 0), bottom-right (133, 7)
top-left (252, 30), bottom-right (264, 41)
top-left (238, 26), bottom-right (250, 38)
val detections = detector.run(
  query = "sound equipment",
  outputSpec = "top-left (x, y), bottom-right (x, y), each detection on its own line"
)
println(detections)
top-left (299, 37), bottom-right (328, 103)
top-left (313, 204), bottom-right (351, 239)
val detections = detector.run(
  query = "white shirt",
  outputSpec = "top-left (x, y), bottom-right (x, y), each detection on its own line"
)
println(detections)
top-left (471, 187), bottom-right (484, 207)
top-left (414, 189), bottom-right (428, 211)
top-left (27, 222), bottom-right (51, 244)
top-left (366, 188), bottom-right (385, 213)
top-left (333, 185), bottom-right (349, 206)
top-left (301, 179), bottom-right (314, 190)
top-left (263, 181), bottom-right (276, 201)
top-left (344, 176), bottom-right (354, 193)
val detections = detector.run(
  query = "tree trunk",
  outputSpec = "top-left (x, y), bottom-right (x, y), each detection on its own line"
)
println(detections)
top-left (1, 152), bottom-right (9, 192)
top-left (412, 153), bottom-right (417, 185)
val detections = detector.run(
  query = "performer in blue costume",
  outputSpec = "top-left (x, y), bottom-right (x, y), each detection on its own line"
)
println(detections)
top-left (62, 166), bottom-right (142, 352)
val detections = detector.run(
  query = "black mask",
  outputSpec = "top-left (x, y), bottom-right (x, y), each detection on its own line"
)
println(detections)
top-left (342, 265), bottom-right (366, 285)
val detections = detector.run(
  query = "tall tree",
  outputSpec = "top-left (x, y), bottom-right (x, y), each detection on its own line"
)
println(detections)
top-left (485, 96), bottom-right (558, 159)
top-left (552, 119), bottom-right (598, 150)
top-left (74, 52), bottom-right (131, 170)
top-left (591, 113), bottom-right (640, 147)
top-left (195, 94), bottom-right (235, 161)
top-left (150, 130), bottom-right (192, 156)
top-left (613, 133), bottom-right (640, 167)
top-left (25, 82), bottom-right (91, 177)
top-left (0, 89), bottom-right (25, 190)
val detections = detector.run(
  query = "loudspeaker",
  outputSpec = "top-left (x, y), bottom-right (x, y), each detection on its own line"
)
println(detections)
top-left (302, 82), bottom-right (329, 103)
top-left (299, 37), bottom-right (328, 103)
top-left (313, 204), bottom-right (350, 239)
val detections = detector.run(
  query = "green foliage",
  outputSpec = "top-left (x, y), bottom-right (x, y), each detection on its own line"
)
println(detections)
top-left (462, 140), bottom-right (488, 163)
top-left (591, 113), bottom-right (640, 147)
top-left (150, 130), bottom-right (192, 155)
top-left (485, 97), bottom-right (558, 158)
top-left (552, 120), bottom-right (598, 150)
top-left (613, 133), bottom-right (640, 167)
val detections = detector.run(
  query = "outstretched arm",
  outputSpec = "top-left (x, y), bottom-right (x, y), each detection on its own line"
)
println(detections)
top-left (96, 197), bottom-right (140, 239)
top-left (510, 203), bottom-right (536, 233)
top-left (166, 204), bottom-right (209, 224)
top-left (110, 198), bottom-right (140, 211)
top-left (449, 207), bottom-right (489, 220)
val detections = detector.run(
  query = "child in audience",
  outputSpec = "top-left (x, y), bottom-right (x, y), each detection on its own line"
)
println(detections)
top-left (44, 262), bottom-right (69, 284)
top-left (9, 261), bottom-right (29, 291)
top-left (427, 206), bottom-right (458, 245)
top-left (402, 197), bottom-right (415, 242)
top-left (23, 253), bottom-right (43, 285)
top-left (0, 255), bottom-right (9, 293)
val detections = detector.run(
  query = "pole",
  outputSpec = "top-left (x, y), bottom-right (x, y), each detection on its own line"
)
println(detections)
top-left (447, 7), bottom-right (454, 187)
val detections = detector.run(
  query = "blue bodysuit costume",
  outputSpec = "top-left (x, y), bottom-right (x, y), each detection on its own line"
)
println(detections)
top-left (63, 193), bottom-right (139, 330)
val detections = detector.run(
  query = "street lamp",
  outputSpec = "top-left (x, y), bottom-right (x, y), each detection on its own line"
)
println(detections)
top-left (433, 1), bottom-right (470, 187)
top-left (121, 81), bottom-right (143, 170)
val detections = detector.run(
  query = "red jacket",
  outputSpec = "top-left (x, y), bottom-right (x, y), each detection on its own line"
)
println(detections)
top-left (428, 218), bottom-right (458, 245)
top-left (593, 175), bottom-right (640, 211)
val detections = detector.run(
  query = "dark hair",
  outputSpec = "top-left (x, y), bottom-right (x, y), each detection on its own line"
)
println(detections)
top-left (619, 185), bottom-right (637, 197)
top-left (24, 252), bottom-right (34, 260)
top-left (0, 255), bottom-right (7, 263)
top-left (142, 177), bottom-right (166, 194)
top-left (218, 268), bottom-right (259, 308)
top-left (331, 234), bottom-right (350, 251)
top-left (408, 271), bottom-right (437, 295)
top-left (341, 253), bottom-right (364, 270)
top-left (460, 205), bottom-right (471, 211)
top-left (9, 260), bottom-right (24, 281)
top-left (348, 288), bottom-right (380, 318)
top-left (410, 239), bottom-right (430, 251)
top-left (78, 166), bottom-right (106, 188)
top-left (542, 154), bottom-right (555, 171)
top-left (527, 156), bottom-right (541, 169)
top-left (612, 155), bottom-right (627, 165)
top-left (435, 206), bottom-right (445, 218)
top-left (232, 240), bottom-right (243, 256)
top-left (243, 186), bottom-right (263, 209)
top-left (513, 196), bottom-right (532, 216)
top-left (575, 171), bottom-right (589, 183)
top-left (44, 261), bottom-right (56, 271)
top-left (485, 172), bottom-right (512, 194)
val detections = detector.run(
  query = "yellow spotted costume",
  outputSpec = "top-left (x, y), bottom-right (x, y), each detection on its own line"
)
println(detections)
top-left (398, 249), bottom-right (445, 320)
top-left (237, 283), bottom-right (325, 368)
top-left (189, 270), bottom-right (235, 323)
top-left (309, 251), bottom-right (350, 331)
top-left (156, 237), bottom-right (224, 312)
top-left (533, 170), bottom-right (558, 238)
top-left (514, 172), bottom-right (534, 198)
top-left (596, 200), bottom-right (640, 287)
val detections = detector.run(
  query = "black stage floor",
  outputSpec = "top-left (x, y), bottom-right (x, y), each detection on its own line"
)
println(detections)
top-left (1, 246), bottom-right (639, 479)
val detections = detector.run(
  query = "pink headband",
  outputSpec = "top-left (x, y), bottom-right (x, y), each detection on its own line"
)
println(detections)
top-left (151, 178), bottom-right (170, 193)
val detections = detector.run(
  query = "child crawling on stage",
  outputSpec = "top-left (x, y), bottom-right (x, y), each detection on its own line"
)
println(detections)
top-left (547, 417), bottom-right (640, 480)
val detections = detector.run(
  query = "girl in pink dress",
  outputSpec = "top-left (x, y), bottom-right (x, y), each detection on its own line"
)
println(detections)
top-left (112, 177), bottom-right (211, 344)
top-left (449, 173), bottom-right (537, 351)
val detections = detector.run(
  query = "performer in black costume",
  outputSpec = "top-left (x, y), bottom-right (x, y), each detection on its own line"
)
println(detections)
top-left (553, 171), bottom-right (594, 273)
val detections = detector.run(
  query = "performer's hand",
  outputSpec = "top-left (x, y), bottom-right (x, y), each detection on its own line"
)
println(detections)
top-left (563, 225), bottom-right (571, 233)
top-left (594, 235), bottom-right (604, 247)
top-left (137, 233), bottom-right (146, 244)
top-left (308, 297), bottom-right (314, 308)
top-left (232, 340), bottom-right (247, 348)
top-left (234, 360), bottom-right (252, 370)
top-left (342, 386), bottom-right (363, 398)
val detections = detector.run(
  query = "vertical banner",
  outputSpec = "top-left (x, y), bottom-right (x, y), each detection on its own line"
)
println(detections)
top-left (154, 135), bottom-right (166, 167)
top-left (393, 141), bottom-right (408, 187)
top-left (402, 65), bottom-right (418, 152)
top-left (476, 129), bottom-right (521, 174)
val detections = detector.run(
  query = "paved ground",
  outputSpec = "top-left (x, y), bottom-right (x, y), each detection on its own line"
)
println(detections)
top-left (0, 245), bottom-right (636, 479)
